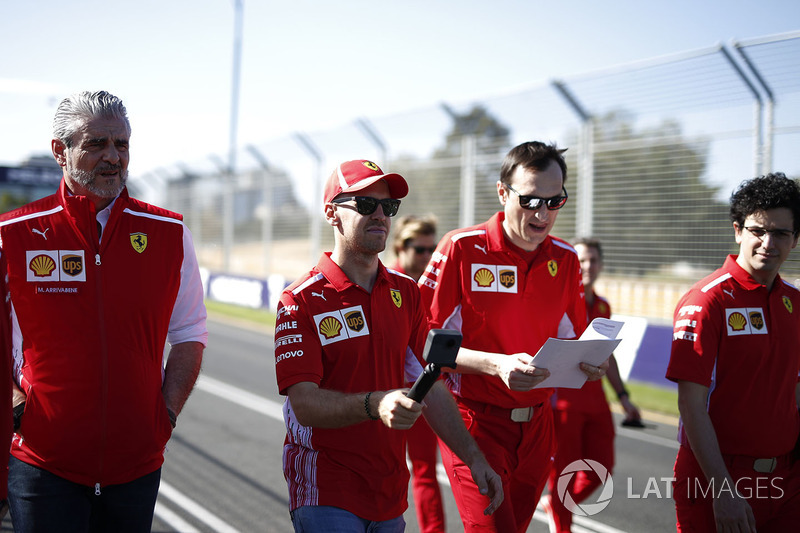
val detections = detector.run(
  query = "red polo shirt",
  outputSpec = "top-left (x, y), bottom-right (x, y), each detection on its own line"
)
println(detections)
top-left (666, 255), bottom-right (800, 457)
top-left (275, 253), bottom-right (429, 521)
top-left (419, 212), bottom-right (587, 409)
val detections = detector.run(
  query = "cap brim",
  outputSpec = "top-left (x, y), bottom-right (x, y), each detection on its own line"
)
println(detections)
top-left (343, 173), bottom-right (408, 199)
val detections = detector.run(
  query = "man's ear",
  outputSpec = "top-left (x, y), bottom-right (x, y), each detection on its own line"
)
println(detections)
top-left (324, 203), bottom-right (339, 227)
top-left (496, 181), bottom-right (507, 206)
top-left (52, 139), bottom-right (67, 168)
top-left (733, 222), bottom-right (743, 245)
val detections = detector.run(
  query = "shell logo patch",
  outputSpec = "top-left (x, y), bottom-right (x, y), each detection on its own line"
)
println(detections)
top-left (130, 233), bottom-right (148, 253)
top-left (499, 269), bottom-right (516, 289)
top-left (390, 288), bottom-right (402, 308)
top-left (61, 254), bottom-right (83, 277)
top-left (319, 316), bottom-right (343, 339)
top-left (728, 312), bottom-right (746, 331)
top-left (474, 268), bottom-right (494, 287)
top-left (363, 161), bottom-right (380, 171)
top-left (784, 295), bottom-right (793, 313)
top-left (470, 264), bottom-right (518, 293)
top-left (725, 307), bottom-right (768, 336)
top-left (26, 250), bottom-right (87, 283)
top-left (313, 305), bottom-right (371, 346)
top-left (548, 260), bottom-right (558, 277)
top-left (30, 254), bottom-right (56, 277)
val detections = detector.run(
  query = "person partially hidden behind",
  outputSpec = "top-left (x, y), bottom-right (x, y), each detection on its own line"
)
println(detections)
top-left (391, 215), bottom-right (446, 533)
top-left (544, 238), bottom-right (641, 532)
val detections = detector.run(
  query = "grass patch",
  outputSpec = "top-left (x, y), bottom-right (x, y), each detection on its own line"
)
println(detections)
top-left (205, 299), bottom-right (680, 417)
top-left (603, 378), bottom-right (679, 418)
top-left (205, 299), bottom-right (276, 329)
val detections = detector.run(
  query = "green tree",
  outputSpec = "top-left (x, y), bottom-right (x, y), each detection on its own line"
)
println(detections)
top-left (558, 110), bottom-right (730, 278)
top-left (394, 105), bottom-right (512, 234)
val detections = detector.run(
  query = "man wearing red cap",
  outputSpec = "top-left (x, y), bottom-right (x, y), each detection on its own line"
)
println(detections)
top-left (274, 160), bottom-right (502, 532)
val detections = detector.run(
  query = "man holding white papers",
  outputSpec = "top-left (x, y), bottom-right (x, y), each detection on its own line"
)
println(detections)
top-left (419, 141), bottom-right (610, 532)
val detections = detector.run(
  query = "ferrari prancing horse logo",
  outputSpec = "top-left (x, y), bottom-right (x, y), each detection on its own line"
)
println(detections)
top-left (130, 232), bottom-right (148, 253)
top-left (390, 288), bottom-right (402, 308)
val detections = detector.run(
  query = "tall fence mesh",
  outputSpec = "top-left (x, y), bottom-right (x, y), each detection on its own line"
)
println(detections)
top-left (131, 31), bottom-right (800, 320)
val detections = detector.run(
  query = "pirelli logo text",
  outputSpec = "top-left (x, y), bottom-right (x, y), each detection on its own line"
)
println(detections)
top-left (313, 305), bottom-right (371, 346)
top-left (725, 307), bottom-right (768, 336)
top-left (26, 250), bottom-right (87, 283)
top-left (470, 264), bottom-right (517, 293)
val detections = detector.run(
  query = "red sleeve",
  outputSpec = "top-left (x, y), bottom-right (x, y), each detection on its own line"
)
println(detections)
top-left (419, 234), bottom-right (462, 330)
top-left (666, 288), bottom-right (719, 387)
top-left (274, 290), bottom-right (323, 395)
top-left (0, 252), bottom-right (12, 500)
top-left (564, 262), bottom-right (588, 339)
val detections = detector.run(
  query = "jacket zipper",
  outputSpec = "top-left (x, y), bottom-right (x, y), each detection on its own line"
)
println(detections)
top-left (94, 220), bottom-right (108, 493)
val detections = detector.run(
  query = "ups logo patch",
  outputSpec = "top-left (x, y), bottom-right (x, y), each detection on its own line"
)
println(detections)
top-left (499, 269), bottom-right (515, 289)
top-left (749, 311), bottom-right (764, 330)
top-left (345, 310), bottom-right (365, 332)
top-left (61, 254), bottom-right (83, 277)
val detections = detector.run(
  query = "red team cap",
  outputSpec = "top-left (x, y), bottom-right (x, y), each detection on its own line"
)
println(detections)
top-left (323, 160), bottom-right (409, 206)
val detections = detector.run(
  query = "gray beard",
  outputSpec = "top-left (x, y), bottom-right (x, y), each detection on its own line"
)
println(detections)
top-left (68, 163), bottom-right (127, 199)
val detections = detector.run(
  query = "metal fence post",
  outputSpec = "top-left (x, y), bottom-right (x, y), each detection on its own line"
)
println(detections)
top-left (293, 133), bottom-right (324, 264)
top-left (246, 145), bottom-right (273, 277)
top-left (552, 80), bottom-right (593, 238)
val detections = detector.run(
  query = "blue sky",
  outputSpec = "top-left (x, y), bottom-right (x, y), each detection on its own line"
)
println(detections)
top-left (1, 0), bottom-right (798, 175)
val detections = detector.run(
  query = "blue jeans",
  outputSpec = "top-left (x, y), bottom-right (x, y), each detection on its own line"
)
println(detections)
top-left (290, 505), bottom-right (406, 532)
top-left (7, 456), bottom-right (161, 533)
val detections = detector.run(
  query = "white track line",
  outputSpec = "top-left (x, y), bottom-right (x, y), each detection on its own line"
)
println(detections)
top-left (153, 500), bottom-right (200, 533)
top-left (195, 374), bottom-right (283, 421)
top-left (158, 481), bottom-right (241, 533)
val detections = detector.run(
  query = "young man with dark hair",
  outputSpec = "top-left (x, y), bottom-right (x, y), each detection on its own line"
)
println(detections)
top-left (667, 172), bottom-right (800, 531)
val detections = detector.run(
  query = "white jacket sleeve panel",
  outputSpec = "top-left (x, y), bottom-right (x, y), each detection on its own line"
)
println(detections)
top-left (167, 224), bottom-right (208, 347)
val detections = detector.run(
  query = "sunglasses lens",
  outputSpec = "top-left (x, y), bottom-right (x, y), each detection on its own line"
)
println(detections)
top-left (381, 199), bottom-right (400, 217)
top-left (546, 196), bottom-right (568, 210)
top-left (354, 197), bottom-right (379, 215)
top-left (521, 197), bottom-right (544, 210)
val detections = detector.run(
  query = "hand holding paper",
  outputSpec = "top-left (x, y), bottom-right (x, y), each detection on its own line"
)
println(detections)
top-left (530, 318), bottom-right (623, 389)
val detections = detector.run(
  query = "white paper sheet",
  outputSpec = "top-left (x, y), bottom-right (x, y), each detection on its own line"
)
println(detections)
top-left (530, 318), bottom-right (623, 389)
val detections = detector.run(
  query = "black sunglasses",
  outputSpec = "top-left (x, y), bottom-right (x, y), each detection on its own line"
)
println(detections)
top-left (332, 196), bottom-right (402, 217)
top-left (505, 184), bottom-right (568, 210)
top-left (409, 245), bottom-right (436, 255)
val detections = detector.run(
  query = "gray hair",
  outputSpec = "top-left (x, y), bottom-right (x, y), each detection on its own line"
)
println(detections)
top-left (53, 91), bottom-right (130, 148)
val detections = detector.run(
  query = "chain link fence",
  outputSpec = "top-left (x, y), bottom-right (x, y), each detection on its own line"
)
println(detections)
top-left (132, 30), bottom-right (800, 320)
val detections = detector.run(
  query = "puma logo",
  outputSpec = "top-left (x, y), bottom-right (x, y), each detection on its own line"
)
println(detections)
top-left (723, 288), bottom-right (735, 299)
top-left (474, 244), bottom-right (487, 255)
top-left (312, 291), bottom-right (326, 301)
top-left (32, 228), bottom-right (50, 240)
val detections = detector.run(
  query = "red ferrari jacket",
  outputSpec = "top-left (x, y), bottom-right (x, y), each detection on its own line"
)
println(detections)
top-left (0, 250), bottom-right (12, 500)
top-left (0, 180), bottom-right (186, 488)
